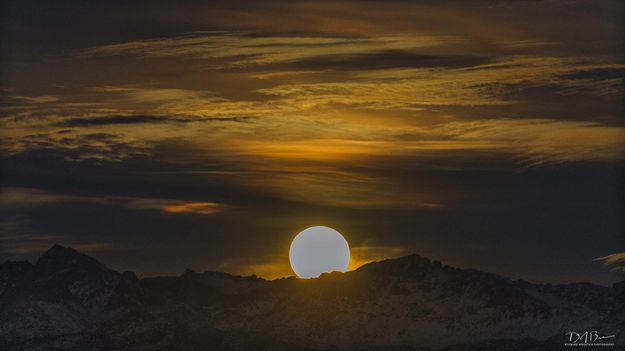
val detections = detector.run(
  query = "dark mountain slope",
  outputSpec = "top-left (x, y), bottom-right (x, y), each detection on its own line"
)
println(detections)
top-left (1, 246), bottom-right (622, 350)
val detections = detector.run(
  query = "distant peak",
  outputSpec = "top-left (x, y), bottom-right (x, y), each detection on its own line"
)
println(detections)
top-left (36, 244), bottom-right (109, 274)
top-left (50, 243), bottom-right (73, 252)
top-left (353, 252), bottom-right (444, 277)
top-left (40, 244), bottom-right (79, 259)
top-left (363, 253), bottom-right (429, 266)
top-left (182, 269), bottom-right (199, 277)
top-left (394, 253), bottom-right (443, 267)
top-left (406, 253), bottom-right (429, 260)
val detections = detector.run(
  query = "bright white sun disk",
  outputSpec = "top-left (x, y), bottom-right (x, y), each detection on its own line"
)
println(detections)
top-left (289, 226), bottom-right (350, 278)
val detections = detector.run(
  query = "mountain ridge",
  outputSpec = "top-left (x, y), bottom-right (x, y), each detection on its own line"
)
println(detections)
top-left (1, 245), bottom-right (623, 350)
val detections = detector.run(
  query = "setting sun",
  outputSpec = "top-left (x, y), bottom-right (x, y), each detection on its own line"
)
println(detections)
top-left (289, 226), bottom-right (350, 278)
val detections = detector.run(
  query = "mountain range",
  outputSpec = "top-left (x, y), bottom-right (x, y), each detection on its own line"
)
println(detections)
top-left (1, 245), bottom-right (623, 350)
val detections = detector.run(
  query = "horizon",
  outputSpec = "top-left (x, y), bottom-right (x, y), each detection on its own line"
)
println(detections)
top-left (5, 243), bottom-right (622, 288)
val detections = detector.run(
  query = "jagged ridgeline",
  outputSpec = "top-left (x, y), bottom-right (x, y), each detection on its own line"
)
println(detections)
top-left (1, 245), bottom-right (624, 351)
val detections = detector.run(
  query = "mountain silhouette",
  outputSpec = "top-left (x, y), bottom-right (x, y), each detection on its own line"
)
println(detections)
top-left (1, 245), bottom-right (623, 350)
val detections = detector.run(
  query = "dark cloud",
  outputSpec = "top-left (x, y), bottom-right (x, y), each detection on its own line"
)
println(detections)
top-left (1, 132), bottom-right (150, 163)
top-left (558, 67), bottom-right (625, 81)
top-left (58, 115), bottom-right (253, 127)
top-left (59, 115), bottom-right (178, 127)
top-left (57, 115), bottom-right (256, 127)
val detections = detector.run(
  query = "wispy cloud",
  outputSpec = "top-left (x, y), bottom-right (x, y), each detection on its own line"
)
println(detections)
top-left (593, 252), bottom-right (625, 273)
top-left (0, 187), bottom-right (228, 216)
top-left (82, 32), bottom-right (459, 68)
top-left (2, 95), bottom-right (61, 105)
top-left (3, 46), bottom-right (624, 169)
top-left (260, 57), bottom-right (625, 109)
top-left (2, 26), bottom-right (623, 213)
top-left (0, 187), bottom-right (106, 208)
top-left (127, 198), bottom-right (227, 215)
top-left (438, 119), bottom-right (625, 166)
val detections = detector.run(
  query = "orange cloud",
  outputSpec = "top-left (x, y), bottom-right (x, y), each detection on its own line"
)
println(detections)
top-left (162, 202), bottom-right (222, 215)
top-left (594, 252), bottom-right (625, 272)
top-left (126, 197), bottom-right (226, 215)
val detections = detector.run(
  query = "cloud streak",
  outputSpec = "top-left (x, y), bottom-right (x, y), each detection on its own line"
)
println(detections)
top-left (594, 252), bottom-right (625, 272)
top-left (0, 187), bottom-right (228, 216)
top-left (82, 32), bottom-right (459, 68)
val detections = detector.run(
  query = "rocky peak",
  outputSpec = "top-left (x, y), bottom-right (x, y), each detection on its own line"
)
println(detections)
top-left (35, 244), bottom-right (110, 275)
top-left (19, 245), bottom-right (124, 312)
top-left (354, 253), bottom-right (444, 280)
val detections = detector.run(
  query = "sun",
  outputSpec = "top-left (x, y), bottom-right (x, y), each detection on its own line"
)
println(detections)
top-left (289, 226), bottom-right (350, 278)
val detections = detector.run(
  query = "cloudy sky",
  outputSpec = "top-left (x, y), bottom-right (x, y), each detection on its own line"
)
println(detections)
top-left (1, 0), bottom-right (624, 284)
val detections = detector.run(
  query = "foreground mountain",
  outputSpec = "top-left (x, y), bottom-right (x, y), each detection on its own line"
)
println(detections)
top-left (1, 245), bottom-right (623, 350)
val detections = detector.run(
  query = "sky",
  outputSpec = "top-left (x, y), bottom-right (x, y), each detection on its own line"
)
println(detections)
top-left (1, 0), bottom-right (624, 284)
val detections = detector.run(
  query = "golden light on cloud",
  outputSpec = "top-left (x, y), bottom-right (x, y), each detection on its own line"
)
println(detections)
top-left (126, 198), bottom-right (226, 215)
top-left (593, 253), bottom-right (625, 272)
top-left (161, 202), bottom-right (222, 215)
top-left (82, 32), bottom-right (455, 67)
